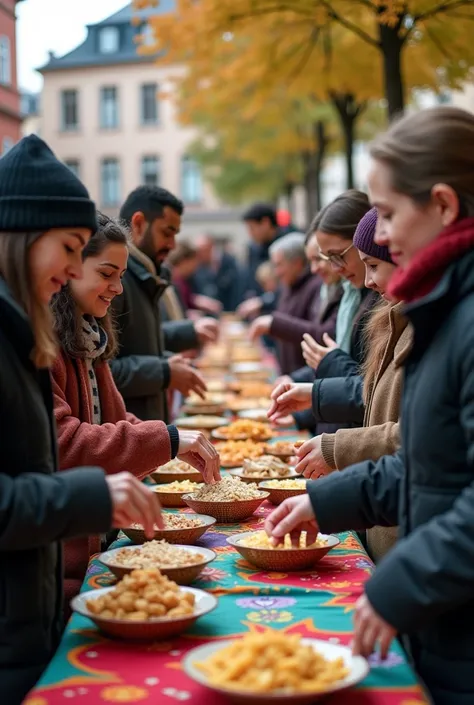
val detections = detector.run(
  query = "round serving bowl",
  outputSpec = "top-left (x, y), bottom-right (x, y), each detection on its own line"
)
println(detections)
top-left (151, 469), bottom-right (202, 484)
top-left (237, 408), bottom-right (270, 422)
top-left (175, 415), bottom-right (230, 431)
top-left (228, 467), bottom-right (299, 486)
top-left (99, 544), bottom-right (216, 585)
top-left (122, 514), bottom-right (216, 545)
top-left (152, 485), bottom-right (203, 508)
top-left (183, 492), bottom-right (269, 523)
top-left (264, 442), bottom-right (297, 460)
top-left (182, 404), bottom-right (226, 416)
top-left (227, 531), bottom-right (340, 571)
top-left (258, 480), bottom-right (307, 506)
top-left (182, 637), bottom-right (369, 705)
top-left (72, 585), bottom-right (217, 641)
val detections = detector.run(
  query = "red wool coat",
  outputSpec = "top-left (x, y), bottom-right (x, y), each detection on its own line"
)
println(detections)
top-left (51, 351), bottom-right (173, 606)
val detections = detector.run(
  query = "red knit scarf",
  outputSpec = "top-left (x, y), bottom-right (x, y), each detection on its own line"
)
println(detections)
top-left (387, 218), bottom-right (474, 304)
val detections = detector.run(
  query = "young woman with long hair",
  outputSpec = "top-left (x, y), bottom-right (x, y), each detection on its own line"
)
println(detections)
top-left (266, 106), bottom-right (474, 704)
top-left (0, 135), bottom-right (161, 702)
top-left (51, 213), bottom-right (220, 603)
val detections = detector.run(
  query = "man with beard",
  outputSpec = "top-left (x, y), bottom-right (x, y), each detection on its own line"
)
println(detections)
top-left (111, 186), bottom-right (219, 422)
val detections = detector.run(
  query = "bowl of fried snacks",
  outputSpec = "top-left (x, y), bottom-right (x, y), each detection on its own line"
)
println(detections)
top-left (258, 478), bottom-right (308, 505)
top-left (153, 480), bottom-right (204, 507)
top-left (228, 457), bottom-right (296, 485)
top-left (72, 568), bottom-right (217, 640)
top-left (151, 459), bottom-right (202, 485)
top-left (264, 441), bottom-right (297, 460)
top-left (122, 513), bottom-right (216, 545)
top-left (175, 415), bottom-right (229, 431)
top-left (215, 440), bottom-right (266, 468)
top-left (227, 530), bottom-right (339, 571)
top-left (183, 630), bottom-right (368, 704)
top-left (212, 420), bottom-right (273, 442)
top-left (99, 540), bottom-right (216, 584)
top-left (183, 477), bottom-right (269, 523)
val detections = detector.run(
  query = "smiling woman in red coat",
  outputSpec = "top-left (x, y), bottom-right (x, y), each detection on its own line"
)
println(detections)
top-left (50, 213), bottom-right (220, 605)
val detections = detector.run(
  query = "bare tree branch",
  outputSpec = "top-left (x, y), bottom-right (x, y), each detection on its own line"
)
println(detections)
top-left (317, 0), bottom-right (380, 47)
top-left (414, 0), bottom-right (474, 23)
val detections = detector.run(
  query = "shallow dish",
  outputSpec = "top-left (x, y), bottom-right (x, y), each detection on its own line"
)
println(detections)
top-left (175, 415), bottom-right (229, 430)
top-left (227, 531), bottom-right (340, 571)
top-left (182, 404), bottom-right (227, 416)
top-left (183, 493), bottom-right (269, 523)
top-left (264, 442), bottom-right (296, 460)
top-left (211, 429), bottom-right (249, 441)
top-left (151, 469), bottom-right (202, 485)
top-left (152, 486), bottom-right (201, 508)
top-left (122, 514), bottom-right (216, 545)
top-left (237, 408), bottom-right (270, 422)
top-left (229, 467), bottom-right (300, 485)
top-left (99, 544), bottom-right (216, 585)
top-left (71, 585), bottom-right (217, 641)
top-left (258, 480), bottom-right (307, 505)
top-left (182, 637), bottom-right (368, 705)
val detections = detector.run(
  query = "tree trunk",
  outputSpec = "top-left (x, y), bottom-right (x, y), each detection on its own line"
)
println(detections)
top-left (329, 92), bottom-right (366, 189)
top-left (302, 120), bottom-right (329, 225)
top-left (377, 9), bottom-right (405, 120)
top-left (284, 180), bottom-right (296, 219)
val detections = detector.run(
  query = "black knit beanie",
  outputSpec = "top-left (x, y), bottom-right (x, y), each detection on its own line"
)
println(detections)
top-left (0, 135), bottom-right (97, 233)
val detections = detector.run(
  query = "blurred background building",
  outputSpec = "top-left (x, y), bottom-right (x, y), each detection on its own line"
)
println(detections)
top-left (0, 0), bottom-right (23, 154)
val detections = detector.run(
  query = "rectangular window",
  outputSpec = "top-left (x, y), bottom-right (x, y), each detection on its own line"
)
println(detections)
top-left (99, 26), bottom-right (119, 54)
top-left (64, 159), bottom-right (80, 178)
top-left (1, 137), bottom-right (14, 156)
top-left (140, 83), bottom-right (159, 125)
top-left (181, 156), bottom-right (203, 204)
top-left (0, 36), bottom-right (11, 85)
top-left (61, 89), bottom-right (79, 131)
top-left (141, 155), bottom-right (160, 187)
top-left (101, 158), bottom-right (120, 207)
top-left (100, 86), bottom-right (119, 129)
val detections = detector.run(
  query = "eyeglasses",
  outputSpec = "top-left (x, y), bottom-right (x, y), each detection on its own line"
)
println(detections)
top-left (319, 243), bottom-right (354, 269)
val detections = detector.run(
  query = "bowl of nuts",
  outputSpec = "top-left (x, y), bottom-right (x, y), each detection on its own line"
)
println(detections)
top-left (72, 568), bottom-right (218, 640)
top-left (258, 478), bottom-right (308, 505)
top-left (122, 513), bottom-right (216, 545)
top-left (183, 477), bottom-right (269, 523)
top-left (99, 541), bottom-right (216, 584)
top-left (228, 531), bottom-right (340, 571)
top-left (153, 480), bottom-right (204, 508)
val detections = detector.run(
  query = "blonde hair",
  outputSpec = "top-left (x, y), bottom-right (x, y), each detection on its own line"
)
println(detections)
top-left (0, 232), bottom-right (57, 369)
top-left (370, 106), bottom-right (474, 216)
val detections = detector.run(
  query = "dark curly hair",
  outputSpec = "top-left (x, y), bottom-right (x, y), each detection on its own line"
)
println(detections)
top-left (51, 212), bottom-right (129, 360)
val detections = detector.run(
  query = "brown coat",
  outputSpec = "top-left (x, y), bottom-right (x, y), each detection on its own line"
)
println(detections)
top-left (320, 302), bottom-right (413, 561)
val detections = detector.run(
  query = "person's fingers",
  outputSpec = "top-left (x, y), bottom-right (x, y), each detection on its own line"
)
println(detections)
top-left (271, 504), bottom-right (303, 538)
top-left (360, 624), bottom-right (378, 658)
top-left (271, 383), bottom-right (288, 400)
top-left (379, 628), bottom-right (394, 660)
top-left (264, 501), bottom-right (291, 537)
top-left (352, 617), bottom-right (365, 657)
top-left (295, 439), bottom-right (314, 458)
top-left (323, 332), bottom-right (337, 348)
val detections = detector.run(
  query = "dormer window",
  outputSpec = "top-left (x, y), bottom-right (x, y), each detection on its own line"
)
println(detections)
top-left (99, 26), bottom-right (119, 54)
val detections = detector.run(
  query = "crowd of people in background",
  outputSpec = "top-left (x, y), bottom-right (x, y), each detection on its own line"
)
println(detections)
top-left (2, 105), bottom-right (474, 705)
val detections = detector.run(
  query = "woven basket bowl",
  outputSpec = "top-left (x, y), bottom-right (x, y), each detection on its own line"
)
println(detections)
top-left (151, 469), bottom-right (202, 485)
top-left (71, 585), bottom-right (217, 641)
top-left (228, 468), bottom-right (299, 485)
top-left (182, 492), bottom-right (269, 523)
top-left (258, 481), bottom-right (308, 506)
top-left (227, 532), bottom-right (340, 571)
top-left (152, 486), bottom-right (202, 508)
top-left (99, 545), bottom-right (216, 585)
top-left (181, 404), bottom-right (226, 416)
top-left (122, 514), bottom-right (216, 545)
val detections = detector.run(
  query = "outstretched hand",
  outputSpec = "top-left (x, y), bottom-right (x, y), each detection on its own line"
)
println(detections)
top-left (301, 332), bottom-right (338, 369)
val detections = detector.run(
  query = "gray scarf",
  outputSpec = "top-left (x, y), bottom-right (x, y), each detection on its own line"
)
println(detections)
top-left (79, 315), bottom-right (107, 424)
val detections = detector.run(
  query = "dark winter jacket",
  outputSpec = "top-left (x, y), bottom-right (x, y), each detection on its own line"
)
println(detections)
top-left (191, 251), bottom-right (243, 311)
top-left (0, 278), bottom-right (111, 703)
top-left (307, 248), bottom-right (474, 705)
top-left (245, 228), bottom-right (287, 299)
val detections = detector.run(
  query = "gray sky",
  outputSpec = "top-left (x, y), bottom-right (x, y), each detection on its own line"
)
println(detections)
top-left (17, 0), bottom-right (128, 92)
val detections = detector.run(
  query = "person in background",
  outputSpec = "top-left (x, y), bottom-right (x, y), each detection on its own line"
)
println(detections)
top-left (0, 136), bottom-right (160, 702)
top-left (111, 186), bottom-right (217, 422)
top-left (266, 106), bottom-right (474, 704)
top-left (167, 241), bottom-right (222, 315)
top-left (255, 260), bottom-right (278, 295)
top-left (191, 233), bottom-right (242, 312)
top-left (269, 207), bottom-right (411, 562)
top-left (51, 213), bottom-right (220, 605)
top-left (248, 233), bottom-right (322, 375)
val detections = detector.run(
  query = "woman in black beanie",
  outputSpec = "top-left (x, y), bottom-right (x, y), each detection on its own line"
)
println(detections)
top-left (0, 135), bottom-right (162, 703)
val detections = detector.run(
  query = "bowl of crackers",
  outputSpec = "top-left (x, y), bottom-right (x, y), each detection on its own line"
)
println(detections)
top-left (183, 477), bottom-right (269, 523)
top-left (72, 568), bottom-right (217, 640)
top-left (258, 478), bottom-right (308, 505)
top-left (228, 530), bottom-right (339, 571)
top-left (99, 540), bottom-right (216, 584)
top-left (122, 513), bottom-right (216, 545)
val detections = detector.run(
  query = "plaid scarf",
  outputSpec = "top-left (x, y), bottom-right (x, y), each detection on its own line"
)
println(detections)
top-left (79, 315), bottom-right (107, 424)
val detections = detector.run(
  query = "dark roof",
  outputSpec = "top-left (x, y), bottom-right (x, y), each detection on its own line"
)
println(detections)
top-left (39, 1), bottom-right (175, 73)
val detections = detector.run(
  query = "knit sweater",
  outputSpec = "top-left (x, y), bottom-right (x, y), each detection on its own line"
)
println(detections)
top-left (52, 350), bottom-right (179, 604)
top-left (319, 302), bottom-right (413, 561)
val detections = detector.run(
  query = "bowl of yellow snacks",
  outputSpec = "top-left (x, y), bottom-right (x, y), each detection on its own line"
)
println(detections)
top-left (183, 477), bottom-right (269, 523)
top-left (99, 541), bottom-right (216, 585)
top-left (227, 530), bottom-right (339, 571)
top-left (215, 440), bottom-right (266, 468)
top-left (153, 480), bottom-right (204, 507)
top-left (151, 459), bottom-right (202, 485)
top-left (122, 513), bottom-right (216, 545)
top-left (73, 568), bottom-right (217, 641)
top-left (183, 630), bottom-right (369, 704)
top-left (212, 420), bottom-right (273, 442)
top-left (258, 478), bottom-right (308, 505)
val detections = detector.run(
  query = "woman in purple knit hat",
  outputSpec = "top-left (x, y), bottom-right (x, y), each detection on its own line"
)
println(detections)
top-left (268, 207), bottom-right (413, 562)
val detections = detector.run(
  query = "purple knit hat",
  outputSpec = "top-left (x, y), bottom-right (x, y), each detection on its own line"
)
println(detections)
top-left (353, 207), bottom-right (393, 263)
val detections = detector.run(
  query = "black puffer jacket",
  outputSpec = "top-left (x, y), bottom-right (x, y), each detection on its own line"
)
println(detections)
top-left (0, 279), bottom-right (111, 703)
top-left (308, 248), bottom-right (474, 705)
